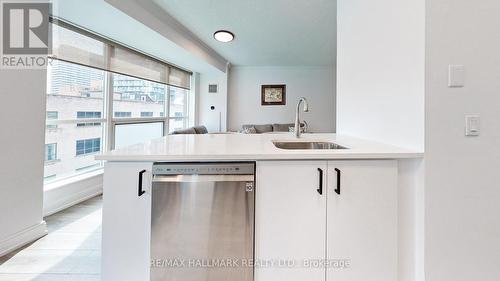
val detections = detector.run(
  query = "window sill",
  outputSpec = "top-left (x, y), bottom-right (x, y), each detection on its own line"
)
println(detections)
top-left (44, 159), bottom-right (61, 165)
top-left (43, 168), bottom-right (103, 192)
top-left (75, 152), bottom-right (100, 158)
top-left (43, 168), bottom-right (104, 216)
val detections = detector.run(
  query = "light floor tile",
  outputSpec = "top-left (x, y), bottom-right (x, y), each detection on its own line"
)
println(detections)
top-left (0, 273), bottom-right (100, 281)
top-left (0, 196), bottom-right (102, 280)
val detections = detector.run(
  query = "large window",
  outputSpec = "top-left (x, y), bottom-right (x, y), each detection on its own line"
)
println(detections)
top-left (44, 22), bottom-right (193, 183)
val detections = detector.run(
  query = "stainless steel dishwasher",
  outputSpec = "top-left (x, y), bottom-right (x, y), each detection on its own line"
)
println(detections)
top-left (151, 162), bottom-right (255, 281)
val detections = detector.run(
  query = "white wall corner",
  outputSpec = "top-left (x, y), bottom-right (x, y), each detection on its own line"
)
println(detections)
top-left (398, 159), bottom-right (425, 281)
top-left (192, 72), bottom-right (201, 126)
top-left (0, 222), bottom-right (47, 257)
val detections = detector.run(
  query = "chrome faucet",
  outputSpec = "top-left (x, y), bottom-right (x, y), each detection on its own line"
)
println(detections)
top-left (294, 97), bottom-right (309, 138)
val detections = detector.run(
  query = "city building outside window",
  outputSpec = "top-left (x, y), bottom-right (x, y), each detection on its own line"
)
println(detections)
top-left (140, 112), bottom-right (154, 117)
top-left (76, 138), bottom-right (101, 156)
top-left (46, 111), bottom-right (58, 129)
top-left (114, 111), bottom-right (132, 118)
top-left (77, 111), bottom-right (102, 127)
top-left (45, 143), bottom-right (57, 161)
top-left (45, 60), bottom-right (105, 182)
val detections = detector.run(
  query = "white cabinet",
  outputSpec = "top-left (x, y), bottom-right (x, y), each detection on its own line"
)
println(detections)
top-left (101, 162), bottom-right (152, 281)
top-left (101, 160), bottom-right (397, 281)
top-left (255, 160), bottom-right (398, 281)
top-left (255, 161), bottom-right (327, 281)
top-left (327, 160), bottom-right (398, 281)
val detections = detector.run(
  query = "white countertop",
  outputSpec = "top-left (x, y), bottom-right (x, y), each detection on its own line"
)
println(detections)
top-left (96, 133), bottom-right (423, 162)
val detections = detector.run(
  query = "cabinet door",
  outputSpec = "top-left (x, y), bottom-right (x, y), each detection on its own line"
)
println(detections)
top-left (327, 160), bottom-right (398, 281)
top-left (101, 162), bottom-right (152, 281)
top-left (255, 161), bottom-right (327, 281)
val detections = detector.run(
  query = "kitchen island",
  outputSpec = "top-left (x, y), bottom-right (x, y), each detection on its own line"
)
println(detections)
top-left (97, 133), bottom-right (422, 281)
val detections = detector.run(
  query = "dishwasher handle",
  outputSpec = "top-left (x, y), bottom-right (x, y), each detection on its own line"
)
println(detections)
top-left (153, 174), bottom-right (254, 183)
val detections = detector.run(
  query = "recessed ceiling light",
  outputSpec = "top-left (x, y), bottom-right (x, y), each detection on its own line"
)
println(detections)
top-left (213, 30), bottom-right (234, 43)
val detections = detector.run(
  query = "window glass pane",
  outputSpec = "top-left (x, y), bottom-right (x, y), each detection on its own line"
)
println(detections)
top-left (168, 118), bottom-right (186, 133)
top-left (169, 86), bottom-right (188, 118)
top-left (44, 123), bottom-right (103, 182)
top-left (114, 122), bottom-right (164, 149)
top-left (47, 60), bottom-right (105, 113)
top-left (45, 60), bottom-right (105, 182)
top-left (112, 73), bottom-right (165, 118)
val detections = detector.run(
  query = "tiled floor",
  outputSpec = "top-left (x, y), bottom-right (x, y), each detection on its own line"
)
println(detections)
top-left (0, 196), bottom-right (103, 281)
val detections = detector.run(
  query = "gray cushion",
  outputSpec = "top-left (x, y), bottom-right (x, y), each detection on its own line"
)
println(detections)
top-left (171, 127), bottom-right (197, 135)
top-left (241, 126), bottom-right (257, 134)
top-left (242, 124), bottom-right (273, 133)
top-left (273, 123), bottom-right (306, 132)
top-left (272, 123), bottom-right (295, 132)
top-left (193, 125), bottom-right (208, 134)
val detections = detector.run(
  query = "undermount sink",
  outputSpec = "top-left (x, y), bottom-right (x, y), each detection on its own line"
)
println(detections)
top-left (273, 141), bottom-right (348, 150)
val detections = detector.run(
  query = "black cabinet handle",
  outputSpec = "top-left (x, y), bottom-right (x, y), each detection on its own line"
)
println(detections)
top-left (317, 168), bottom-right (323, 195)
top-left (138, 170), bottom-right (146, 197)
top-left (334, 168), bottom-right (341, 195)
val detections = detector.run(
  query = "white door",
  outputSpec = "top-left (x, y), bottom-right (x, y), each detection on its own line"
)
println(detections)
top-left (255, 161), bottom-right (327, 281)
top-left (101, 162), bottom-right (152, 281)
top-left (327, 160), bottom-right (398, 281)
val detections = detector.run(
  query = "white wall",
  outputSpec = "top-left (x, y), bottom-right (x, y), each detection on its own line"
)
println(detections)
top-left (425, 1), bottom-right (500, 280)
top-left (336, 0), bottom-right (425, 151)
top-left (336, 0), bottom-right (425, 281)
top-left (0, 69), bottom-right (48, 256)
top-left (227, 66), bottom-right (336, 133)
top-left (198, 70), bottom-right (228, 132)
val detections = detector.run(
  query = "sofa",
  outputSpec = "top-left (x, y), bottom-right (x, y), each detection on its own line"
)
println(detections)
top-left (241, 122), bottom-right (308, 134)
top-left (171, 125), bottom-right (208, 135)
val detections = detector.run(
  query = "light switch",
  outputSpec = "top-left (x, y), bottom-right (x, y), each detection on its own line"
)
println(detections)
top-left (448, 65), bottom-right (465, 87)
top-left (465, 115), bottom-right (480, 136)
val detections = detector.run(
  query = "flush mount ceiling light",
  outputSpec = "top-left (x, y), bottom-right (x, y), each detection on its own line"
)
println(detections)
top-left (213, 30), bottom-right (234, 43)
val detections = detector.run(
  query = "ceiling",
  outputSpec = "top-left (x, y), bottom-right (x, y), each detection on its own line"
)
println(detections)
top-left (153, 0), bottom-right (336, 67)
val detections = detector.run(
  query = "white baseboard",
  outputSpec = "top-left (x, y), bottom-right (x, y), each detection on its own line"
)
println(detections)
top-left (43, 171), bottom-right (103, 217)
top-left (0, 221), bottom-right (48, 257)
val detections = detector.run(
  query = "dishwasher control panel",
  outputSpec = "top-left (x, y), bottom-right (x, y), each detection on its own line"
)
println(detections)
top-left (152, 162), bottom-right (255, 175)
